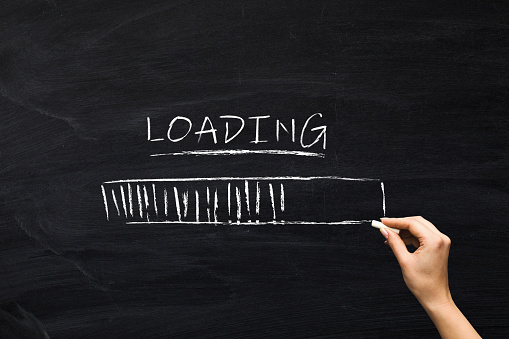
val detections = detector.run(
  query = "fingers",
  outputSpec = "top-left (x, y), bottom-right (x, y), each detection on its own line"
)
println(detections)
top-left (402, 236), bottom-right (420, 248)
top-left (399, 230), bottom-right (420, 248)
top-left (381, 217), bottom-right (435, 240)
top-left (407, 216), bottom-right (441, 235)
top-left (381, 229), bottom-right (419, 248)
top-left (380, 228), bottom-right (410, 265)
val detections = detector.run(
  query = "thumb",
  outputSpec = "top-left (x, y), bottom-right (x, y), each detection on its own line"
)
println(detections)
top-left (380, 228), bottom-right (409, 265)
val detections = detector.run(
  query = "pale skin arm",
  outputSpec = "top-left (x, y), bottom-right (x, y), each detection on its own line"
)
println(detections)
top-left (379, 217), bottom-right (481, 339)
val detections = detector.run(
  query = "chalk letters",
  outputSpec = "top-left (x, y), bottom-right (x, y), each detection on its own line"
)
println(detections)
top-left (146, 114), bottom-right (327, 150)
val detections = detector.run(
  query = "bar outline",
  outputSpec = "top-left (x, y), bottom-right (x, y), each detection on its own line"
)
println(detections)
top-left (102, 177), bottom-right (385, 225)
top-left (126, 220), bottom-right (373, 225)
top-left (104, 176), bottom-right (380, 184)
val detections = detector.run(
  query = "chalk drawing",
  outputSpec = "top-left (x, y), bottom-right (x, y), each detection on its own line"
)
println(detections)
top-left (143, 185), bottom-right (149, 220)
top-left (207, 187), bottom-right (211, 222)
top-left (255, 181), bottom-right (260, 221)
top-left (280, 183), bottom-right (285, 213)
top-left (182, 190), bottom-right (189, 218)
top-left (195, 190), bottom-right (199, 222)
top-left (227, 182), bottom-right (231, 222)
top-left (244, 180), bottom-right (251, 222)
top-left (104, 176), bottom-right (379, 184)
top-left (164, 187), bottom-right (168, 217)
top-left (173, 187), bottom-right (181, 222)
top-left (137, 185), bottom-right (143, 218)
top-left (120, 185), bottom-right (128, 218)
top-left (269, 183), bottom-right (276, 221)
top-left (128, 183), bottom-right (133, 217)
top-left (101, 185), bottom-right (109, 221)
top-left (214, 189), bottom-right (218, 223)
top-left (236, 186), bottom-right (241, 223)
top-left (150, 150), bottom-right (325, 157)
top-left (381, 181), bottom-right (386, 216)
top-left (146, 114), bottom-right (327, 150)
top-left (101, 177), bottom-right (384, 225)
top-left (127, 220), bottom-right (373, 225)
top-left (111, 189), bottom-right (120, 216)
top-left (152, 184), bottom-right (158, 217)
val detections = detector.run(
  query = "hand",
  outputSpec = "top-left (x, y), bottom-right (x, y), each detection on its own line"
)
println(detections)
top-left (379, 216), bottom-right (452, 309)
top-left (379, 217), bottom-right (481, 338)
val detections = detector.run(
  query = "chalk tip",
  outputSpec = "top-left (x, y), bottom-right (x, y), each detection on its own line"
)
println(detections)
top-left (371, 220), bottom-right (400, 234)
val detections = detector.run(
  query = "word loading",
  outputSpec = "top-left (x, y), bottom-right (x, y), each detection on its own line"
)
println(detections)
top-left (146, 113), bottom-right (327, 149)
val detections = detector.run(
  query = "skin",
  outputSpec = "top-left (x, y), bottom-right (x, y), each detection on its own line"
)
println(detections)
top-left (380, 217), bottom-right (481, 339)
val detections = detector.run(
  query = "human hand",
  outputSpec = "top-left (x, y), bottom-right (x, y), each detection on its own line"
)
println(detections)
top-left (379, 217), bottom-right (453, 309)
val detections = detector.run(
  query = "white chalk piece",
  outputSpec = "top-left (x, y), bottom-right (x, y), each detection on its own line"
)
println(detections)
top-left (371, 220), bottom-right (400, 235)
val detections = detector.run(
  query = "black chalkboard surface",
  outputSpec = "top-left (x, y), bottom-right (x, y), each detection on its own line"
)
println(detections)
top-left (1, 1), bottom-right (508, 338)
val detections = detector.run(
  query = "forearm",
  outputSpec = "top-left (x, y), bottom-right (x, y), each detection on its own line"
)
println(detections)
top-left (422, 299), bottom-right (481, 339)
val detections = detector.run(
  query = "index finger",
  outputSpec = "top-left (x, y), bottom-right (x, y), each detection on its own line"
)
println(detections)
top-left (380, 217), bottom-right (435, 239)
top-left (407, 216), bottom-right (441, 235)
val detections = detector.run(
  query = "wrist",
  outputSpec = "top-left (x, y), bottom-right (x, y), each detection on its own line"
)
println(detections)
top-left (415, 285), bottom-right (453, 312)
top-left (420, 293), bottom-right (455, 315)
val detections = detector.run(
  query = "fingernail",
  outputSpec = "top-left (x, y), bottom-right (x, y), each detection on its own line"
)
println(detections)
top-left (384, 240), bottom-right (388, 245)
top-left (380, 228), bottom-right (389, 239)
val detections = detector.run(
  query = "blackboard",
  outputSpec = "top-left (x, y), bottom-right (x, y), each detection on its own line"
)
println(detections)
top-left (1, 1), bottom-right (508, 338)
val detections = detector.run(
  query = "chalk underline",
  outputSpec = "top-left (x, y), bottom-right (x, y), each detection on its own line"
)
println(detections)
top-left (126, 220), bottom-right (371, 225)
top-left (150, 149), bottom-right (325, 158)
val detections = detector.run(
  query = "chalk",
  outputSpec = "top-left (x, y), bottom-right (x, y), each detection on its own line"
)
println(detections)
top-left (236, 186), bottom-right (241, 222)
top-left (182, 190), bottom-right (189, 218)
top-left (371, 220), bottom-right (400, 235)
top-left (195, 190), bottom-right (200, 222)
top-left (206, 187), bottom-right (211, 222)
top-left (268, 183), bottom-right (276, 221)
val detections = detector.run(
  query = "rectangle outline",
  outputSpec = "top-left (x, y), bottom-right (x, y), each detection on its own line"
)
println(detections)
top-left (102, 176), bottom-right (385, 224)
